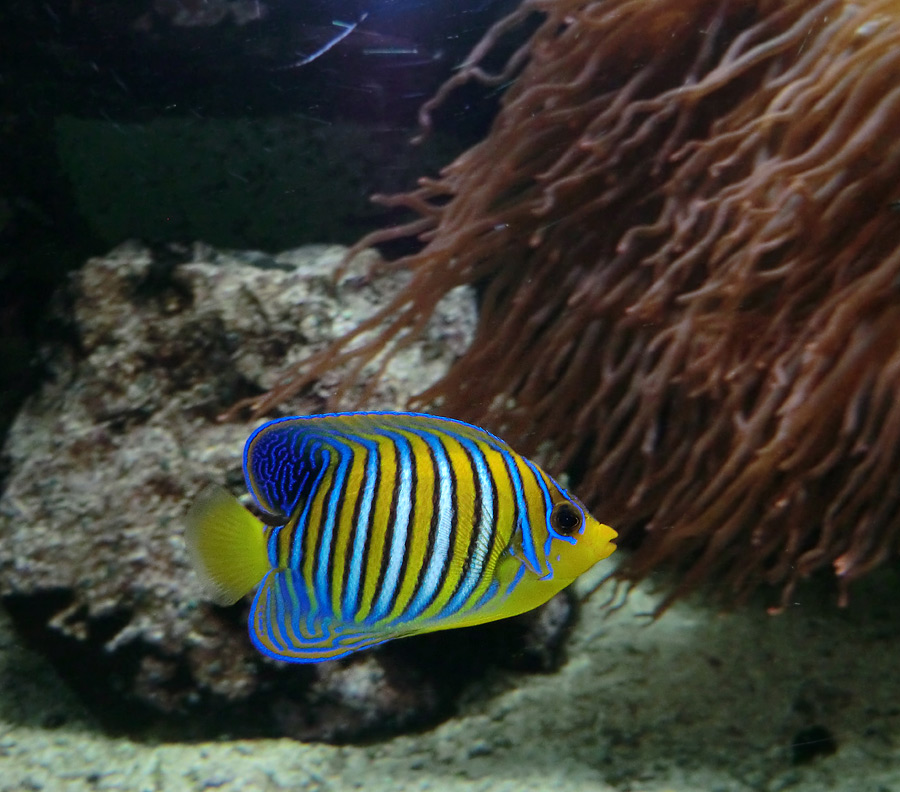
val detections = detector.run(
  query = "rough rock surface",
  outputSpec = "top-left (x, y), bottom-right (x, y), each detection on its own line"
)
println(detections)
top-left (0, 241), bottom-right (563, 740)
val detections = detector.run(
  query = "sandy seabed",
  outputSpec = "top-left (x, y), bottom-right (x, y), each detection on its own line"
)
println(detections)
top-left (2, 556), bottom-right (898, 792)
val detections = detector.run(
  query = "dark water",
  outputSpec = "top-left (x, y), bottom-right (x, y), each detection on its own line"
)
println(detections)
top-left (0, 0), bottom-right (516, 433)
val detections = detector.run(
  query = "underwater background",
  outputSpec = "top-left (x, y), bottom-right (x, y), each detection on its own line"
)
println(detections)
top-left (3, 0), bottom-right (900, 789)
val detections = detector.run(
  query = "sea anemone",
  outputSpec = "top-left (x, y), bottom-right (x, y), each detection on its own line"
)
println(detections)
top-left (235, 0), bottom-right (900, 609)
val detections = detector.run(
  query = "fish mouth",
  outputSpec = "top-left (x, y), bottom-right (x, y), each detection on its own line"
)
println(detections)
top-left (593, 523), bottom-right (618, 560)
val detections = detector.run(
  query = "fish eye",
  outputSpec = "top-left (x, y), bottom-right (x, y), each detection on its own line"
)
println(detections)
top-left (550, 502), bottom-right (583, 536)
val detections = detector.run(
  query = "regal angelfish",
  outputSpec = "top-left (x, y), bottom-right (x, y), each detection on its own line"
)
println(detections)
top-left (185, 411), bottom-right (617, 663)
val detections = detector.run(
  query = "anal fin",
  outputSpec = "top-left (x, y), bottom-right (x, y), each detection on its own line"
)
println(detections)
top-left (249, 570), bottom-right (391, 663)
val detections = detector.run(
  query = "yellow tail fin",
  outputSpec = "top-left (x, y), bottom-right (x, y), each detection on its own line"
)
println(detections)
top-left (184, 485), bottom-right (270, 606)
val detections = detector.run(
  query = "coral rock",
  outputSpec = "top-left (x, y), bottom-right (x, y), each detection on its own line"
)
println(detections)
top-left (0, 242), bottom-right (477, 739)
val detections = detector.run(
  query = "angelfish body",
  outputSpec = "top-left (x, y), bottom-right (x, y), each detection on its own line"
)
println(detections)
top-left (185, 411), bottom-right (616, 663)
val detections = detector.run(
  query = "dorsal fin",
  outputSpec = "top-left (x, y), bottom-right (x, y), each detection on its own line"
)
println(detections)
top-left (244, 411), bottom-right (517, 519)
top-left (243, 422), bottom-right (330, 518)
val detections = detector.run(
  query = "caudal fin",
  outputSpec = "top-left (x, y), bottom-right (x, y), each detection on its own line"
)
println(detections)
top-left (184, 485), bottom-right (270, 606)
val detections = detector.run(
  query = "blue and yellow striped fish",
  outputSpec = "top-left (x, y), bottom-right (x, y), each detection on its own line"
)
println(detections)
top-left (185, 411), bottom-right (616, 663)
